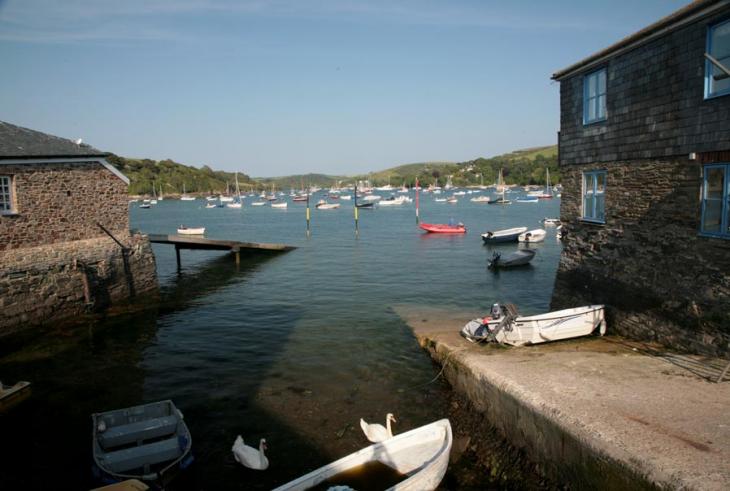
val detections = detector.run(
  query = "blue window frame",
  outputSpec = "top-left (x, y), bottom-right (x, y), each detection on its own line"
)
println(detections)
top-left (700, 164), bottom-right (730, 238)
top-left (582, 170), bottom-right (606, 223)
top-left (705, 19), bottom-right (730, 99)
top-left (583, 68), bottom-right (607, 125)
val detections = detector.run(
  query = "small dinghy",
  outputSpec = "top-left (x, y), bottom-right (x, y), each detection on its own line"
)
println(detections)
top-left (542, 217), bottom-right (561, 226)
top-left (481, 227), bottom-right (527, 243)
top-left (0, 380), bottom-right (31, 413)
top-left (272, 419), bottom-right (452, 491)
top-left (419, 223), bottom-right (466, 234)
top-left (461, 303), bottom-right (606, 346)
top-left (517, 229), bottom-right (546, 243)
top-left (488, 249), bottom-right (535, 269)
top-left (316, 200), bottom-right (340, 210)
top-left (176, 226), bottom-right (205, 235)
top-left (92, 400), bottom-right (193, 487)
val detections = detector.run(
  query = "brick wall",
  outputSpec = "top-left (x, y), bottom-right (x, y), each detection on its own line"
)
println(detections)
top-left (559, 9), bottom-right (730, 166)
top-left (0, 161), bottom-right (129, 250)
top-left (0, 233), bottom-right (158, 335)
top-left (551, 159), bottom-right (730, 355)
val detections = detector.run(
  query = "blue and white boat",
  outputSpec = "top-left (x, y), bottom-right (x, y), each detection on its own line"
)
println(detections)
top-left (92, 400), bottom-right (193, 487)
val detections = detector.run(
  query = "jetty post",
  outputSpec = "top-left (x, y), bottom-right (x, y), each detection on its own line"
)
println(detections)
top-left (354, 181), bottom-right (359, 235)
top-left (306, 188), bottom-right (311, 236)
top-left (415, 177), bottom-right (420, 224)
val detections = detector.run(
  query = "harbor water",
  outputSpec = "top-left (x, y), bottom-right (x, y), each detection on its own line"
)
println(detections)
top-left (0, 191), bottom-right (561, 489)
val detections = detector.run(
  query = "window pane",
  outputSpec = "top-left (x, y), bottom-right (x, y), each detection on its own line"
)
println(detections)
top-left (0, 176), bottom-right (9, 211)
top-left (706, 167), bottom-right (725, 199)
top-left (711, 21), bottom-right (730, 59)
top-left (587, 73), bottom-right (597, 97)
top-left (597, 69), bottom-right (606, 95)
top-left (597, 95), bottom-right (606, 119)
top-left (596, 172), bottom-right (606, 193)
top-left (587, 98), bottom-right (596, 121)
top-left (710, 21), bottom-right (730, 94)
top-left (595, 194), bottom-right (605, 221)
top-left (584, 193), bottom-right (595, 219)
top-left (703, 199), bottom-right (723, 233)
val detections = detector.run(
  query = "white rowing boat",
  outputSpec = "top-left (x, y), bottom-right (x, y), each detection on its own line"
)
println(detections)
top-left (517, 228), bottom-right (546, 243)
top-left (273, 419), bottom-right (452, 491)
top-left (461, 304), bottom-right (606, 346)
top-left (176, 226), bottom-right (205, 235)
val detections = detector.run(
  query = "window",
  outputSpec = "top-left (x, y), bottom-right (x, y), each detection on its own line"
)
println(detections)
top-left (705, 19), bottom-right (730, 99)
top-left (0, 175), bottom-right (14, 214)
top-left (583, 68), bottom-right (607, 124)
top-left (582, 170), bottom-right (606, 223)
top-left (701, 164), bottom-right (730, 238)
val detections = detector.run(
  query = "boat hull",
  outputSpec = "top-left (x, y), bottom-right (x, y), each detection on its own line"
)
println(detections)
top-left (517, 229), bottom-right (546, 243)
top-left (273, 419), bottom-right (452, 491)
top-left (462, 305), bottom-right (606, 346)
top-left (481, 227), bottom-right (527, 243)
top-left (92, 400), bottom-right (193, 486)
top-left (0, 381), bottom-right (31, 413)
top-left (176, 228), bottom-right (205, 235)
top-left (419, 223), bottom-right (466, 234)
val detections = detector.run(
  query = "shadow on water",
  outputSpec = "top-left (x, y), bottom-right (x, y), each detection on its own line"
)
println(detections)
top-left (0, 250), bottom-right (329, 490)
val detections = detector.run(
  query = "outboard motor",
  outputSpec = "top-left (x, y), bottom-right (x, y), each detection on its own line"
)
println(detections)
top-left (490, 303), bottom-right (501, 320)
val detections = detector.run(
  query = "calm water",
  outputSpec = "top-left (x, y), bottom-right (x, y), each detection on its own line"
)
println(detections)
top-left (0, 190), bottom-right (561, 490)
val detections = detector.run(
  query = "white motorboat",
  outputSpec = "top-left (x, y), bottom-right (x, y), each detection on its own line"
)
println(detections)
top-left (316, 200), bottom-right (340, 210)
top-left (518, 229), bottom-right (546, 243)
top-left (226, 202), bottom-right (242, 208)
top-left (378, 195), bottom-right (407, 206)
top-left (176, 226), bottom-right (205, 235)
top-left (272, 419), bottom-right (452, 491)
top-left (461, 304), bottom-right (606, 346)
top-left (470, 196), bottom-right (490, 203)
top-left (251, 201), bottom-right (267, 206)
top-left (481, 227), bottom-right (528, 244)
top-left (542, 217), bottom-right (561, 226)
top-left (271, 202), bottom-right (288, 209)
top-left (361, 194), bottom-right (381, 202)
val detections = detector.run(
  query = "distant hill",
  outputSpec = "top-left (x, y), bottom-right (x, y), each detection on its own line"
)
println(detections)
top-left (109, 143), bottom-right (558, 196)
top-left (106, 154), bottom-right (257, 196)
top-left (254, 173), bottom-right (350, 191)
top-left (357, 145), bottom-right (558, 188)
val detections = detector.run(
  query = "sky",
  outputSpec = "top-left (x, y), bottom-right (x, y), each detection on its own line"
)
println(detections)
top-left (0, 0), bottom-right (689, 177)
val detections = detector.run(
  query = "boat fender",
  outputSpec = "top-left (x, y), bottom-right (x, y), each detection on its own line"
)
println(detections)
top-left (481, 316), bottom-right (492, 324)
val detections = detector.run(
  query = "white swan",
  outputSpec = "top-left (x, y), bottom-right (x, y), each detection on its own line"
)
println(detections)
top-left (360, 413), bottom-right (396, 443)
top-left (232, 435), bottom-right (269, 470)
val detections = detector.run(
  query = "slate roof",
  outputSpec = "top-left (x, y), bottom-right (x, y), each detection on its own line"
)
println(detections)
top-left (552, 0), bottom-right (722, 80)
top-left (0, 120), bottom-right (108, 160)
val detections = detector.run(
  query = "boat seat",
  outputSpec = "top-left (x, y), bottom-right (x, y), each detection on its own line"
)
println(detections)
top-left (98, 436), bottom-right (183, 473)
top-left (99, 416), bottom-right (178, 450)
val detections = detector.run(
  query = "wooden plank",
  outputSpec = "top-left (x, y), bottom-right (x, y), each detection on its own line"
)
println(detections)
top-left (147, 234), bottom-right (295, 252)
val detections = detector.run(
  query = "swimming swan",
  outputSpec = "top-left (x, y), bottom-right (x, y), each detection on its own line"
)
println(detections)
top-left (232, 435), bottom-right (269, 470)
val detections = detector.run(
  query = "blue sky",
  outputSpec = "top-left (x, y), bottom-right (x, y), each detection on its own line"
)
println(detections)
top-left (0, 0), bottom-right (688, 176)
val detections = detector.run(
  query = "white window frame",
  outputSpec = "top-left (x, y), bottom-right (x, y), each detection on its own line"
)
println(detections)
top-left (0, 175), bottom-right (15, 215)
top-left (582, 169), bottom-right (607, 223)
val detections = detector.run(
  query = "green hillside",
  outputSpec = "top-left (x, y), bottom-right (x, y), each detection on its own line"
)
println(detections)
top-left (361, 145), bottom-right (558, 188)
top-left (109, 143), bottom-right (558, 196)
top-left (106, 154), bottom-right (257, 196)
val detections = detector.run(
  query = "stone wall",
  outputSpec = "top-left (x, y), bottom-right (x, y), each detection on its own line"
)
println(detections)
top-left (0, 233), bottom-right (158, 335)
top-left (551, 158), bottom-right (730, 356)
top-left (0, 161), bottom-right (129, 250)
top-left (558, 7), bottom-right (730, 166)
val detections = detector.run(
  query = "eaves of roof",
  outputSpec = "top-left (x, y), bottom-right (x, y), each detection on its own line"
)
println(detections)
top-left (552, 0), bottom-right (728, 81)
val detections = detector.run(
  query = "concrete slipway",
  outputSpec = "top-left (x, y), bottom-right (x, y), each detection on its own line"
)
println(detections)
top-left (394, 305), bottom-right (730, 490)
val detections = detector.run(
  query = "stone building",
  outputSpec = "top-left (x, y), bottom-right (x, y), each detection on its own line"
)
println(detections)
top-left (0, 121), bottom-right (158, 334)
top-left (550, 0), bottom-right (730, 355)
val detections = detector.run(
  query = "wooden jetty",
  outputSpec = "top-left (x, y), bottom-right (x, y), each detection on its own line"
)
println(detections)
top-left (148, 234), bottom-right (296, 269)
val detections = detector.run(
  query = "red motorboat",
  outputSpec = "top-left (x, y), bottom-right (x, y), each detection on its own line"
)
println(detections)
top-left (419, 223), bottom-right (467, 234)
